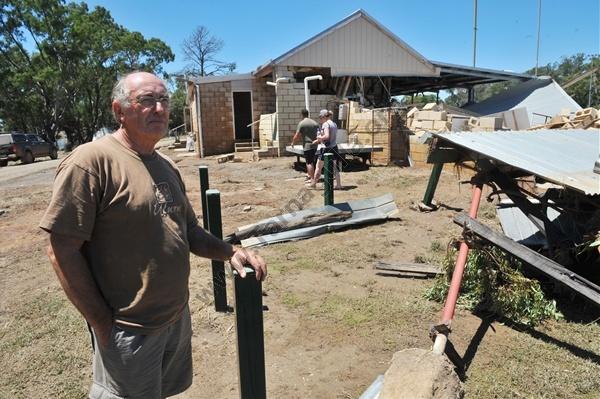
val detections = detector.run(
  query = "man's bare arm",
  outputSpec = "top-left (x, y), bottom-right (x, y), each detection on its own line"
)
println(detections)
top-left (47, 233), bottom-right (113, 347)
top-left (187, 225), bottom-right (267, 280)
top-left (291, 131), bottom-right (300, 145)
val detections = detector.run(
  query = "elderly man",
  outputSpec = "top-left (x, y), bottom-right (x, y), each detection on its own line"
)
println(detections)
top-left (40, 71), bottom-right (266, 399)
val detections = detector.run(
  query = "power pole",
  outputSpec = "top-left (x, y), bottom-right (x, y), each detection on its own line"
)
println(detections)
top-left (472, 0), bottom-right (478, 67)
top-left (535, 0), bottom-right (542, 76)
top-left (589, 73), bottom-right (594, 107)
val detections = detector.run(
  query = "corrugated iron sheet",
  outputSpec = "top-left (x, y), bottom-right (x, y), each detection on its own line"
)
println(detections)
top-left (463, 79), bottom-right (581, 124)
top-left (435, 130), bottom-right (600, 195)
top-left (241, 194), bottom-right (398, 248)
top-left (496, 200), bottom-right (561, 246)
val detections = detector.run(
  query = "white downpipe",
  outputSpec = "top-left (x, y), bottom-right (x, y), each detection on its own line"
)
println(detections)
top-left (266, 77), bottom-right (291, 87)
top-left (304, 75), bottom-right (323, 115)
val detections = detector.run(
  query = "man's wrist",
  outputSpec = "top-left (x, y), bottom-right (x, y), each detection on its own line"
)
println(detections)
top-left (227, 245), bottom-right (238, 260)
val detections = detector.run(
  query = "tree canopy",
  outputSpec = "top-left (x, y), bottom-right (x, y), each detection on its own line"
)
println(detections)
top-left (0, 0), bottom-right (174, 144)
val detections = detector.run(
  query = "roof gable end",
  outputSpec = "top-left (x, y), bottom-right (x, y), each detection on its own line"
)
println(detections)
top-left (265, 9), bottom-right (438, 77)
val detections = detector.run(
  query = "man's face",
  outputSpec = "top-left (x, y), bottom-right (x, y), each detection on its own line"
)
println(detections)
top-left (119, 73), bottom-right (170, 142)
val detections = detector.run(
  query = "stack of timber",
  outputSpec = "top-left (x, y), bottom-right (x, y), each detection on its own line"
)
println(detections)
top-left (528, 107), bottom-right (600, 130)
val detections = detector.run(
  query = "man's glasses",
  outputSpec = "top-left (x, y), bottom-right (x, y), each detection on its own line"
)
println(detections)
top-left (134, 95), bottom-right (170, 109)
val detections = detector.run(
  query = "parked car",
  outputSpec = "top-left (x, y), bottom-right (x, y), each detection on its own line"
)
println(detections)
top-left (0, 132), bottom-right (58, 166)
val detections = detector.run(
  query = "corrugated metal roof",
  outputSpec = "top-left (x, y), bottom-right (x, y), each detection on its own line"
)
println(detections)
top-left (187, 73), bottom-right (253, 85)
top-left (434, 130), bottom-right (600, 195)
top-left (463, 79), bottom-right (581, 124)
top-left (431, 61), bottom-right (534, 81)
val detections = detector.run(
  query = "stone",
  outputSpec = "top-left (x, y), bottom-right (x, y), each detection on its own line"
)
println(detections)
top-left (378, 348), bottom-right (463, 399)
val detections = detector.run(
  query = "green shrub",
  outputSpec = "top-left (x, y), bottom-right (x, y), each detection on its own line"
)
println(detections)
top-left (425, 246), bottom-right (562, 326)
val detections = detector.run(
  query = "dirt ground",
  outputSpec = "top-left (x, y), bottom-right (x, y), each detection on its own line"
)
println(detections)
top-left (1, 145), bottom-right (599, 399)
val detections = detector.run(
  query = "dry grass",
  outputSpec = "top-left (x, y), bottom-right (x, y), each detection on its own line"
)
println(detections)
top-left (1, 154), bottom-right (599, 398)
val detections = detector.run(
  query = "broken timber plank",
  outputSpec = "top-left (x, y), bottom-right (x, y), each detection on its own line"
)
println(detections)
top-left (374, 261), bottom-right (442, 276)
top-left (453, 213), bottom-right (600, 307)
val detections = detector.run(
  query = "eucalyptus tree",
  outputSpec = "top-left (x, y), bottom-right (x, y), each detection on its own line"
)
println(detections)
top-left (0, 0), bottom-right (174, 144)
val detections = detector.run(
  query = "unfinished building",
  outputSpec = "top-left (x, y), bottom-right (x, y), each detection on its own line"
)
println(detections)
top-left (185, 9), bottom-right (536, 163)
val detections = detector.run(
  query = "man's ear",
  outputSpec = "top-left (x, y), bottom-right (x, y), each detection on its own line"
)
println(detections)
top-left (112, 101), bottom-right (125, 123)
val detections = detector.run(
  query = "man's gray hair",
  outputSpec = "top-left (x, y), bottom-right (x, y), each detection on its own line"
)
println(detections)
top-left (112, 73), bottom-right (133, 108)
top-left (111, 72), bottom-right (134, 123)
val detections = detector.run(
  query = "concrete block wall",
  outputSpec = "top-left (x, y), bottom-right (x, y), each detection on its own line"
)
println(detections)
top-left (275, 81), bottom-right (336, 153)
top-left (199, 81), bottom-right (234, 155)
top-left (276, 82), bottom-right (305, 152)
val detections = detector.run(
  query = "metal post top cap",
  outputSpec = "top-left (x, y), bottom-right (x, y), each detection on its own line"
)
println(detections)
top-left (205, 189), bottom-right (221, 195)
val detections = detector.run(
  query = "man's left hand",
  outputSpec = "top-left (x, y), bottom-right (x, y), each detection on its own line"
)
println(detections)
top-left (229, 247), bottom-right (267, 281)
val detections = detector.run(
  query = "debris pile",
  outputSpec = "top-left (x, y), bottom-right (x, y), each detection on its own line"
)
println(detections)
top-left (425, 246), bottom-right (562, 326)
top-left (528, 107), bottom-right (600, 130)
top-left (406, 103), bottom-right (452, 134)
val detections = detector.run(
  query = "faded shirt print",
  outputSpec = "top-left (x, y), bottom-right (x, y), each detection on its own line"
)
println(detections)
top-left (153, 182), bottom-right (182, 217)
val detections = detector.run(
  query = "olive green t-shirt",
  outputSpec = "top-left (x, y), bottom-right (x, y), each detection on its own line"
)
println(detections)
top-left (296, 117), bottom-right (319, 151)
top-left (40, 135), bottom-right (198, 334)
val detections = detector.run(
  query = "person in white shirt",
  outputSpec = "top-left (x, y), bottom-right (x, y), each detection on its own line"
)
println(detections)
top-left (308, 109), bottom-right (342, 189)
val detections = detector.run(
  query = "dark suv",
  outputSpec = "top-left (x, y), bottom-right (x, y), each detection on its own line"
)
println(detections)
top-left (0, 132), bottom-right (58, 166)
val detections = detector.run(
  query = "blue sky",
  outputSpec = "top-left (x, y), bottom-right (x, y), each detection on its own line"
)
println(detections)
top-left (80, 0), bottom-right (598, 75)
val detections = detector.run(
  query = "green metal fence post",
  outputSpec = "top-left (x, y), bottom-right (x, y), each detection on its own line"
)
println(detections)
top-left (422, 163), bottom-right (443, 208)
top-left (206, 189), bottom-right (228, 312)
top-left (324, 153), bottom-right (334, 206)
top-left (199, 166), bottom-right (209, 230)
top-left (233, 267), bottom-right (266, 399)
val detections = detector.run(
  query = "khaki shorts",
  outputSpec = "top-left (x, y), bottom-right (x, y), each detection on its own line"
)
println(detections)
top-left (89, 306), bottom-right (193, 399)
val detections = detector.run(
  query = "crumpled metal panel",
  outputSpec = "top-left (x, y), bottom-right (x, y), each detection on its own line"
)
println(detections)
top-left (435, 130), bottom-right (600, 195)
top-left (241, 194), bottom-right (398, 248)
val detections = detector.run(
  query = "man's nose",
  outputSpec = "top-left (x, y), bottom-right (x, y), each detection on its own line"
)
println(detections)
top-left (154, 101), bottom-right (167, 113)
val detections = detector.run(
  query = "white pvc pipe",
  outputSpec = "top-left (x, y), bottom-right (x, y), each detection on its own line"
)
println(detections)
top-left (432, 333), bottom-right (447, 355)
top-left (266, 77), bottom-right (291, 87)
top-left (304, 75), bottom-right (323, 113)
